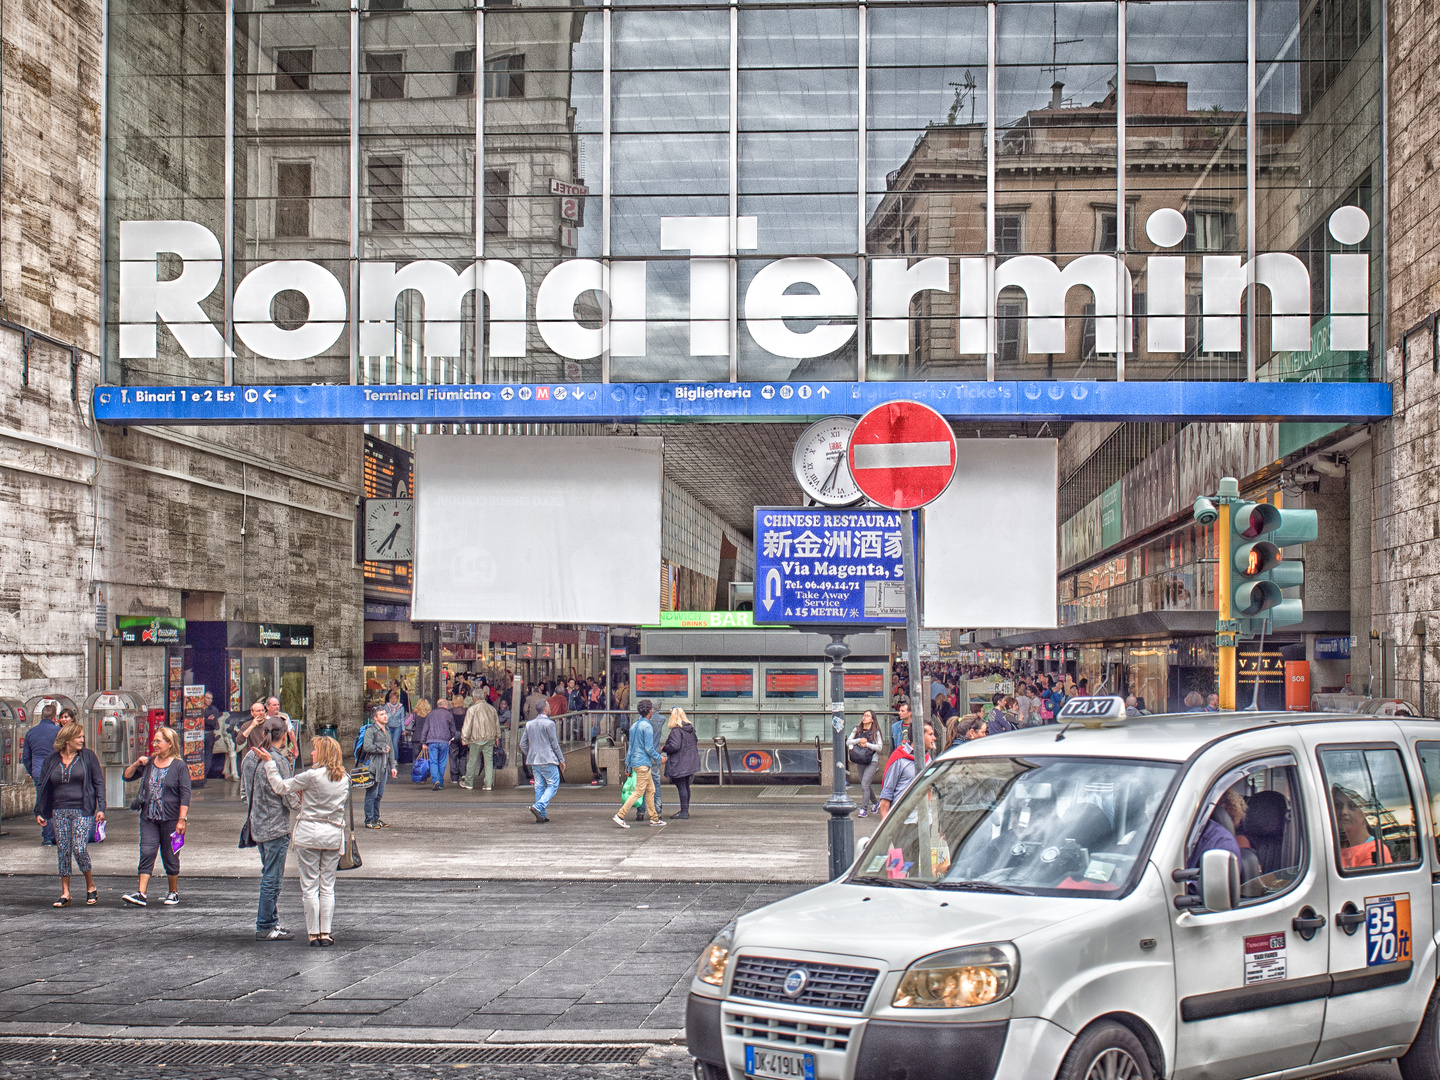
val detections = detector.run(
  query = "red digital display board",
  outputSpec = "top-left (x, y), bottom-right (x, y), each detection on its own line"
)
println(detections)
top-left (844, 669), bottom-right (886, 697)
top-left (765, 668), bottom-right (820, 698)
top-left (700, 669), bottom-right (754, 698)
top-left (635, 668), bottom-right (689, 696)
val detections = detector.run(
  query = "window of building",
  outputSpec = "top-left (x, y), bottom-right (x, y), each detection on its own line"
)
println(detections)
top-left (1300, 0), bottom-right (1373, 113)
top-left (1318, 745), bottom-right (1420, 873)
top-left (997, 300), bottom-right (1023, 364)
top-left (1182, 210), bottom-right (1236, 252)
top-left (367, 52), bottom-right (405, 100)
top-left (1097, 207), bottom-right (1133, 251)
top-left (275, 49), bottom-right (312, 92)
top-left (454, 49), bottom-right (476, 97)
top-left (369, 155), bottom-right (404, 232)
top-left (996, 214), bottom-right (1023, 255)
top-left (370, 0), bottom-right (404, 9)
top-left (275, 162), bottom-right (312, 238)
top-left (484, 54), bottom-right (526, 99)
top-left (484, 169), bottom-right (509, 236)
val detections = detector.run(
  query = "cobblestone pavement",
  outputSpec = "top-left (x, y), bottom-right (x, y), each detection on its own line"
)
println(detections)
top-left (0, 876), bottom-right (802, 1034)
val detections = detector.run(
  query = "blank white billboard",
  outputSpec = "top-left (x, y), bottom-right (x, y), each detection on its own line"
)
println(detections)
top-left (412, 435), bottom-right (663, 625)
top-left (922, 439), bottom-right (1057, 629)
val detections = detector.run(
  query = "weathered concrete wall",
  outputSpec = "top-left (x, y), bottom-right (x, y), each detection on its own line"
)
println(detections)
top-left (1376, 0), bottom-right (1440, 714)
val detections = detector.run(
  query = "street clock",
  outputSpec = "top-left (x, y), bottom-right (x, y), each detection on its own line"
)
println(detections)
top-left (792, 417), bottom-right (863, 506)
top-left (365, 498), bottom-right (414, 561)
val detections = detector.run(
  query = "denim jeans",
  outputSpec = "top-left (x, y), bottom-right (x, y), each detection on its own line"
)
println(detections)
top-left (364, 774), bottom-right (385, 823)
top-left (532, 763), bottom-right (561, 817)
top-left (428, 742), bottom-right (449, 785)
top-left (256, 836), bottom-right (289, 932)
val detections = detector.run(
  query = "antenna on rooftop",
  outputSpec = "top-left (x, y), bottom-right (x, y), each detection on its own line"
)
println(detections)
top-left (947, 69), bottom-right (978, 125)
top-left (1041, 2), bottom-right (1083, 106)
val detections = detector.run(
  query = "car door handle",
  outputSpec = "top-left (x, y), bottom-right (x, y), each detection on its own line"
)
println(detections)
top-left (1335, 901), bottom-right (1365, 935)
top-left (1292, 907), bottom-right (1326, 940)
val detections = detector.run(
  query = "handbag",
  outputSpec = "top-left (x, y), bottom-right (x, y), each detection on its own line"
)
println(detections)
top-left (91, 818), bottom-right (106, 844)
top-left (349, 765), bottom-right (376, 789)
top-left (238, 767), bottom-right (259, 848)
top-left (337, 788), bottom-right (362, 871)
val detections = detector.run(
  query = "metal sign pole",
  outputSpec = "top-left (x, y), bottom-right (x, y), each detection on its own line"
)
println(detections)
top-left (823, 631), bottom-right (855, 879)
top-left (900, 508), bottom-right (937, 870)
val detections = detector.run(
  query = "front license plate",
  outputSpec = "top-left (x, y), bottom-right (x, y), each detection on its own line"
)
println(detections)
top-left (745, 1046), bottom-right (815, 1080)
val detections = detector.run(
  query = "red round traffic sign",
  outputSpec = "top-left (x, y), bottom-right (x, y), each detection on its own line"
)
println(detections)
top-left (847, 401), bottom-right (957, 510)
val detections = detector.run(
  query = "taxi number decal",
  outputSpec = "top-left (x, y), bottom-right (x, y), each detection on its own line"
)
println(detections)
top-left (1364, 893), bottom-right (1412, 966)
top-left (1244, 932), bottom-right (1287, 985)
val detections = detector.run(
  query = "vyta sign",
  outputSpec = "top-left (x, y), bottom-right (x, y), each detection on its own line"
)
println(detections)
top-left (118, 207), bottom-right (1371, 364)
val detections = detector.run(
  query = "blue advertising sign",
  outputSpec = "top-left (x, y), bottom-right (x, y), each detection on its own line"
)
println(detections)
top-left (753, 507), bottom-right (919, 625)
top-left (91, 379), bottom-right (1393, 427)
top-left (1314, 635), bottom-right (1353, 660)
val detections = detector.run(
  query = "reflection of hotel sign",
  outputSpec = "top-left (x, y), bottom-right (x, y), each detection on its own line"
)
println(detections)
top-left (116, 208), bottom-right (1373, 365)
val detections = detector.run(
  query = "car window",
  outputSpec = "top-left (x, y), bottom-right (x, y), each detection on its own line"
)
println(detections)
top-left (1185, 757), bottom-right (1306, 903)
top-left (1412, 742), bottom-right (1440, 860)
top-left (1316, 746), bottom-right (1421, 873)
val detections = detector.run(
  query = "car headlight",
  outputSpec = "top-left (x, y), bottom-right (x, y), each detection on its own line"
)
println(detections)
top-left (697, 921), bottom-right (737, 987)
top-left (892, 943), bottom-right (1019, 1009)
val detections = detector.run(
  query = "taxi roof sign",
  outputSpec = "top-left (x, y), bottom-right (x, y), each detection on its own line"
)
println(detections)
top-left (1057, 695), bottom-right (1129, 728)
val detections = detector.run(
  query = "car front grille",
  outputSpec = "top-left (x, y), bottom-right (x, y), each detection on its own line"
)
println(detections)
top-left (730, 956), bottom-right (879, 1013)
top-left (725, 1008), bottom-right (857, 1052)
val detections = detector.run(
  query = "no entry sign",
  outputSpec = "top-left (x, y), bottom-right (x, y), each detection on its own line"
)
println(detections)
top-left (848, 401), bottom-right (957, 510)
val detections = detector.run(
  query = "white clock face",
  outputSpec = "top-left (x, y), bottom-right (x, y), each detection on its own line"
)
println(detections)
top-left (365, 498), bottom-right (414, 561)
top-left (792, 417), bottom-right (863, 506)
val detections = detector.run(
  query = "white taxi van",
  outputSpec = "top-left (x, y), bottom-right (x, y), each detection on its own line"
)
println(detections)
top-left (685, 698), bottom-right (1440, 1080)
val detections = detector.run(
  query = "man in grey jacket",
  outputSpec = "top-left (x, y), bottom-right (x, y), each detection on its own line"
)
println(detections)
top-left (242, 719), bottom-right (298, 941)
top-left (519, 700), bottom-right (564, 823)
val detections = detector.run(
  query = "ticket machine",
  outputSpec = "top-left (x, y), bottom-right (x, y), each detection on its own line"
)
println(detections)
top-left (82, 690), bottom-right (149, 807)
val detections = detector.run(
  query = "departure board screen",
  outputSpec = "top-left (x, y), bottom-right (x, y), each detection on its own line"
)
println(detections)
top-left (764, 668), bottom-right (820, 699)
top-left (634, 668), bottom-right (689, 698)
top-left (700, 668), bottom-right (754, 699)
top-left (843, 669), bottom-right (886, 697)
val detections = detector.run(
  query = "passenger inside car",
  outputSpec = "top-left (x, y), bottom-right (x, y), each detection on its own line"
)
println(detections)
top-left (1332, 785), bottom-right (1393, 868)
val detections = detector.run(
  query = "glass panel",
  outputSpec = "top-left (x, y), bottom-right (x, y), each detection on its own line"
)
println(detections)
top-left (853, 754), bottom-right (1179, 895)
top-left (1416, 743), bottom-right (1440, 860)
top-left (1188, 759), bottom-right (1306, 901)
top-left (280, 657), bottom-right (308, 734)
top-left (1319, 746), bottom-right (1421, 872)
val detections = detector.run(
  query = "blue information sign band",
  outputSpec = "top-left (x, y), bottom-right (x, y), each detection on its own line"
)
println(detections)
top-left (92, 380), bottom-right (1393, 426)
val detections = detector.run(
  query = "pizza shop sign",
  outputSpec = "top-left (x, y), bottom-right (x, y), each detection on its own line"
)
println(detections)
top-left (119, 207), bottom-right (1371, 364)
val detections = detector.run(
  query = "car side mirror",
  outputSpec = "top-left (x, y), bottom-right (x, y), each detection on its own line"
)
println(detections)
top-left (1199, 849), bottom-right (1240, 912)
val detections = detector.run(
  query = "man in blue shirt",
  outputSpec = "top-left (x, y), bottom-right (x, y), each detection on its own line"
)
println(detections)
top-left (890, 701), bottom-right (912, 750)
top-left (613, 699), bottom-right (665, 828)
top-left (22, 704), bottom-right (61, 845)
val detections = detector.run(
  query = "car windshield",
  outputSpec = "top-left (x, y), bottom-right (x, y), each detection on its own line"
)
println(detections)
top-left (852, 756), bottom-right (1180, 897)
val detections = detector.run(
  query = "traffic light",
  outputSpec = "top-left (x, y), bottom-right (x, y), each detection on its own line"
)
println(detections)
top-left (1230, 501), bottom-right (1318, 634)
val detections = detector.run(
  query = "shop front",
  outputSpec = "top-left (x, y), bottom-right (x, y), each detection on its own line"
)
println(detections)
top-left (185, 622), bottom-right (314, 734)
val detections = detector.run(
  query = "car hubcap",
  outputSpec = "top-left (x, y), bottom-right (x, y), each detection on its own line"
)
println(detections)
top-left (1084, 1047), bottom-right (1143, 1080)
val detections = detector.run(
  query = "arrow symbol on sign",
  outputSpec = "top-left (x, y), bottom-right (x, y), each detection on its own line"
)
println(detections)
top-left (763, 568), bottom-right (782, 611)
top-left (262, 389), bottom-right (276, 403)
top-left (816, 386), bottom-right (830, 398)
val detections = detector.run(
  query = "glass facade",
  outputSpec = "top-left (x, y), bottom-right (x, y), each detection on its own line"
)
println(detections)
top-left (106, 0), bottom-right (1383, 389)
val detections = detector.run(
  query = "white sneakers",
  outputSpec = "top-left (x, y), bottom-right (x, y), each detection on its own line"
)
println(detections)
top-left (612, 814), bottom-right (630, 829)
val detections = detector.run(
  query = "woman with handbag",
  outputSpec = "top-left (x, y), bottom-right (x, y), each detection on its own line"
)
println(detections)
top-left (253, 735), bottom-right (351, 947)
top-left (847, 711), bottom-right (884, 818)
top-left (121, 726), bottom-right (191, 907)
top-left (661, 708), bottom-right (700, 820)
top-left (34, 722), bottom-right (106, 907)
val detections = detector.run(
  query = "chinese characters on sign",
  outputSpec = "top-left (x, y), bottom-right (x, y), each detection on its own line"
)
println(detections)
top-left (754, 507), bottom-right (917, 625)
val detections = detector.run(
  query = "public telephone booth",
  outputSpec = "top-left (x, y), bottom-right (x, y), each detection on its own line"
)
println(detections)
top-left (82, 689), bottom-right (150, 808)
top-left (0, 697), bottom-right (27, 787)
top-left (23, 694), bottom-right (79, 726)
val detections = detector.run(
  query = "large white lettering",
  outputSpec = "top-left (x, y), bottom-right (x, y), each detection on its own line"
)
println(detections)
top-left (115, 213), bottom-right (1369, 364)
top-left (659, 215), bottom-right (758, 356)
top-left (358, 260), bottom-right (527, 359)
top-left (118, 220), bottom-right (229, 359)
top-left (744, 258), bottom-right (858, 359)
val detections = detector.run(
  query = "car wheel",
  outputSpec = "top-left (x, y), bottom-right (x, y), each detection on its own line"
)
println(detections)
top-left (1057, 1021), bottom-right (1155, 1080)
top-left (692, 1059), bottom-right (727, 1080)
top-left (1399, 983), bottom-right (1440, 1080)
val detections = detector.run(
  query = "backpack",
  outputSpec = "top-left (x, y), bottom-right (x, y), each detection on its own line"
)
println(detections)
top-left (492, 741), bottom-right (508, 770)
top-left (353, 723), bottom-right (369, 763)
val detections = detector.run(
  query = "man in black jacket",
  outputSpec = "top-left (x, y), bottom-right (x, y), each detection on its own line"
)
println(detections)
top-left (22, 705), bottom-right (61, 846)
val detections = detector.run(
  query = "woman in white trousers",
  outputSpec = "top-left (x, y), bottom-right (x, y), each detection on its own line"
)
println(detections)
top-left (253, 735), bottom-right (350, 946)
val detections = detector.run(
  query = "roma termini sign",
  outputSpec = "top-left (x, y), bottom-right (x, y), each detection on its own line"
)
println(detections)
top-left (118, 207), bottom-right (1373, 364)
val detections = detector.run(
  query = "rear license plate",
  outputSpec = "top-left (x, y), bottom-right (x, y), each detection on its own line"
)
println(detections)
top-left (745, 1046), bottom-right (815, 1080)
